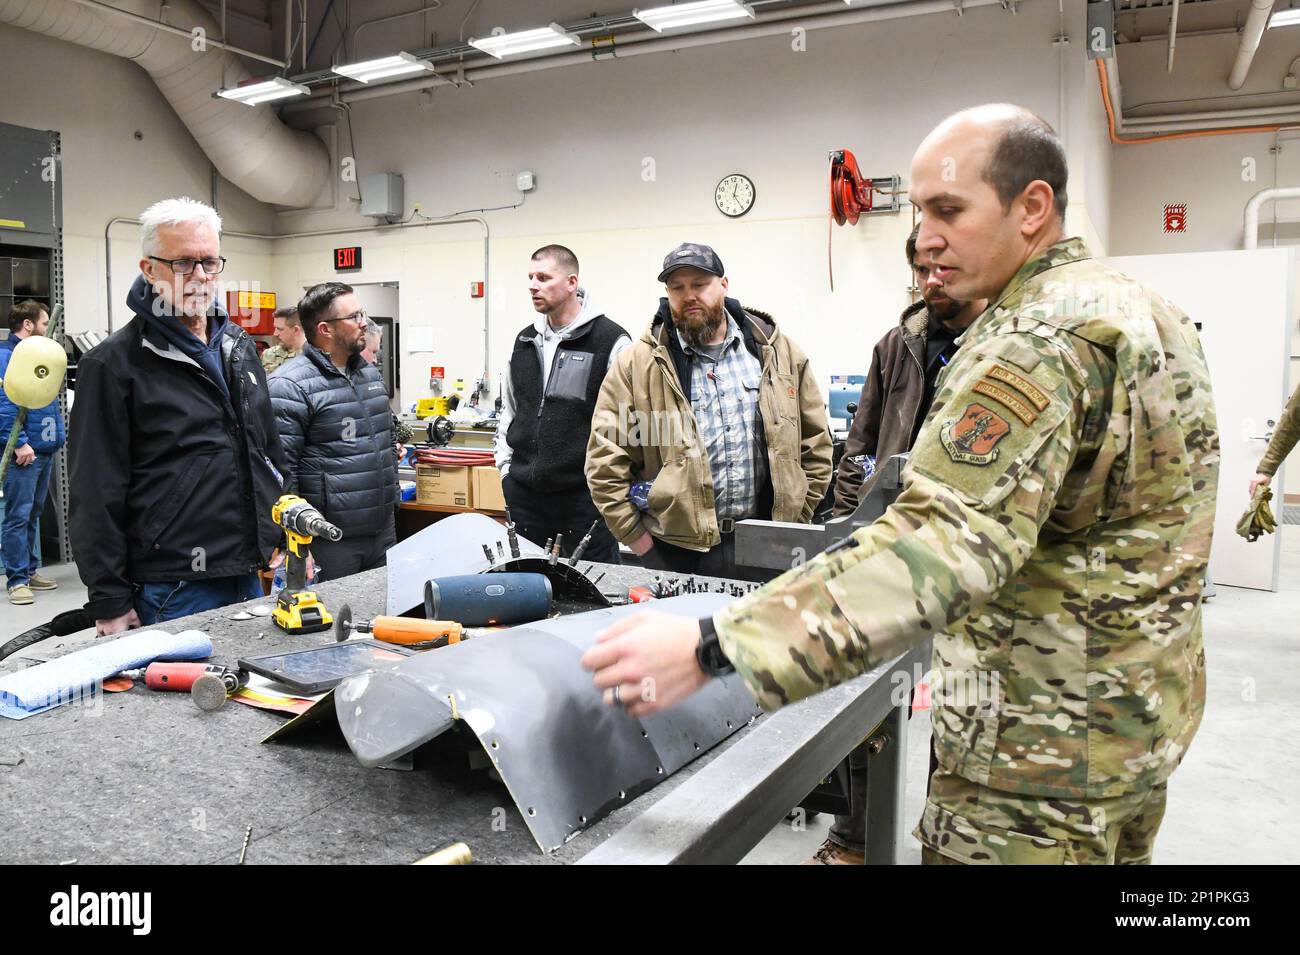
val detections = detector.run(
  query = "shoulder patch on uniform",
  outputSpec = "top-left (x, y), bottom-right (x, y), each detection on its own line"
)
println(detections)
top-left (987, 364), bottom-right (1050, 411)
top-left (973, 380), bottom-right (1038, 424)
top-left (940, 404), bottom-right (1011, 465)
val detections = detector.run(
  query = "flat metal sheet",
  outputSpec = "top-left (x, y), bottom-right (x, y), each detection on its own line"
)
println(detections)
top-left (734, 452), bottom-right (907, 570)
top-left (335, 594), bottom-right (762, 852)
top-left (385, 512), bottom-right (545, 615)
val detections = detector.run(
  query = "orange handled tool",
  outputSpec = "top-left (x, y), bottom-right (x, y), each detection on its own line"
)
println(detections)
top-left (334, 603), bottom-right (463, 647)
top-left (145, 662), bottom-right (236, 692)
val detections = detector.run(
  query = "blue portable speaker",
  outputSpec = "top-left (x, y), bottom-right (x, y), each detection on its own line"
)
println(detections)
top-left (423, 573), bottom-right (553, 626)
top-left (828, 375), bottom-right (867, 430)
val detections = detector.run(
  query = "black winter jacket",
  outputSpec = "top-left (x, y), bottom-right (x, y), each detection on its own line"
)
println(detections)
top-left (69, 280), bottom-right (289, 619)
top-left (268, 345), bottom-right (398, 537)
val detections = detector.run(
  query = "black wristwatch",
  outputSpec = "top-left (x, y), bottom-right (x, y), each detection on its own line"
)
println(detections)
top-left (695, 616), bottom-right (734, 678)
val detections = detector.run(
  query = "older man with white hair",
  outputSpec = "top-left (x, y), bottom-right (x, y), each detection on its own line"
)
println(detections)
top-left (69, 197), bottom-right (289, 633)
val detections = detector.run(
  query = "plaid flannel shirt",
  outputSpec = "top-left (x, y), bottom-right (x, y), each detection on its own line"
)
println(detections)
top-left (676, 317), bottom-right (766, 522)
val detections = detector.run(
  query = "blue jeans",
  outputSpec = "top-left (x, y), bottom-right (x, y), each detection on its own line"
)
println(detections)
top-left (2, 451), bottom-right (54, 589)
top-left (134, 572), bottom-right (263, 626)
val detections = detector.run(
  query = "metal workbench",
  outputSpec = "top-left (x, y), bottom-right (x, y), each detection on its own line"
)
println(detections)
top-left (0, 562), bottom-right (924, 865)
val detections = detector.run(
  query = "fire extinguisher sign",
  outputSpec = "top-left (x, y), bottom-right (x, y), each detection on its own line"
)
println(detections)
top-left (1163, 203), bottom-right (1187, 234)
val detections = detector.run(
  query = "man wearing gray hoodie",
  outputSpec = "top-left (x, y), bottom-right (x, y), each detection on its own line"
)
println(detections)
top-left (494, 245), bottom-right (629, 563)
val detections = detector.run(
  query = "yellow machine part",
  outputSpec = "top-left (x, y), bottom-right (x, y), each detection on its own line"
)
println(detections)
top-left (415, 396), bottom-right (451, 419)
top-left (2, 336), bottom-right (67, 408)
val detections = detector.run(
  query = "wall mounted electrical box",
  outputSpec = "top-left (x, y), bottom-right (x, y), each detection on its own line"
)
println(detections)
top-left (361, 172), bottom-right (404, 221)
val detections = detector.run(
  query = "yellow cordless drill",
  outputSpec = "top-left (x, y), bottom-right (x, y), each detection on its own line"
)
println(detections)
top-left (271, 494), bottom-right (342, 634)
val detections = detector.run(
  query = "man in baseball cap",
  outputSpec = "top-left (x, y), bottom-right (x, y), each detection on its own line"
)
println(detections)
top-left (586, 242), bottom-right (831, 578)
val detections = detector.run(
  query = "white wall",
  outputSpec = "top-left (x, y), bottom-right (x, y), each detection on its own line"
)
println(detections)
top-left (1108, 34), bottom-right (1300, 498)
top-left (2, 1), bottom-right (1116, 416)
top-left (0, 23), bottom-right (276, 336)
top-left (1070, 53), bottom-right (1112, 253)
top-left (268, 0), bottom-right (1108, 408)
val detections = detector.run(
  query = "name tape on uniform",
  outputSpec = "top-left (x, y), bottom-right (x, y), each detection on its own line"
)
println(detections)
top-left (986, 364), bottom-right (1050, 411)
top-left (973, 380), bottom-right (1038, 425)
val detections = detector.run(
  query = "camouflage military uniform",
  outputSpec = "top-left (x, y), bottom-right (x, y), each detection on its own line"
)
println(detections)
top-left (1258, 384), bottom-right (1300, 478)
top-left (713, 238), bottom-right (1219, 864)
top-left (261, 344), bottom-right (299, 376)
top-left (918, 770), bottom-right (1167, 864)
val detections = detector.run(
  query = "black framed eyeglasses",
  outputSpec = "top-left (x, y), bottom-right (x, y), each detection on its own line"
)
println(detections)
top-left (324, 309), bottom-right (368, 325)
top-left (148, 255), bottom-right (227, 276)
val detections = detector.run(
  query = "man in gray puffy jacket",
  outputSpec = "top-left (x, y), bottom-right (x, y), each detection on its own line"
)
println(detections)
top-left (269, 282), bottom-right (398, 581)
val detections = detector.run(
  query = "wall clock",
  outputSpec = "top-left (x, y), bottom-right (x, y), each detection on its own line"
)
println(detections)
top-left (715, 173), bottom-right (755, 218)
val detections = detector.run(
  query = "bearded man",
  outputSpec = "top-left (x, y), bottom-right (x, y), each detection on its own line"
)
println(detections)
top-left (586, 242), bottom-right (831, 578)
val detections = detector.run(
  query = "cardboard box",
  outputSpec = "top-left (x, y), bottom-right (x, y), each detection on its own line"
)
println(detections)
top-left (416, 465), bottom-right (472, 508)
top-left (472, 466), bottom-right (506, 512)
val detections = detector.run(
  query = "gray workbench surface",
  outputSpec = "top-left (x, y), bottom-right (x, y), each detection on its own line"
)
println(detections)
top-left (0, 562), bottom-right (761, 865)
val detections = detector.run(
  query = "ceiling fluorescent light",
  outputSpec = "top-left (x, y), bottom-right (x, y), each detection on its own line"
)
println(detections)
top-left (1270, 8), bottom-right (1300, 27)
top-left (217, 76), bottom-right (309, 106)
top-left (468, 23), bottom-right (580, 58)
top-left (634, 0), bottom-right (755, 32)
top-left (333, 52), bottom-right (434, 83)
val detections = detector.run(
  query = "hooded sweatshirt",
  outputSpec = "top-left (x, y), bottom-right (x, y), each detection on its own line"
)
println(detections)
top-left (493, 286), bottom-right (630, 476)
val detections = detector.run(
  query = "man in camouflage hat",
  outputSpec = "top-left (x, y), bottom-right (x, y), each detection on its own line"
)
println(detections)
top-left (582, 103), bottom-right (1219, 865)
top-left (261, 305), bottom-right (305, 376)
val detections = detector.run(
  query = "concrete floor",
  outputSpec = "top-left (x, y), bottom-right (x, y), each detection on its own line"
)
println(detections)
top-left (2, 558), bottom-right (87, 635)
top-left (5, 530), bottom-right (1299, 865)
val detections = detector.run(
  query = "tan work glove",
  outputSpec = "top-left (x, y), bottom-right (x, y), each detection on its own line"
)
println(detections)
top-left (1236, 484), bottom-right (1278, 542)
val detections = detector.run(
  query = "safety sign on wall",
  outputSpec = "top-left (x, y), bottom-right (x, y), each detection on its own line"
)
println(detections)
top-left (1163, 203), bottom-right (1187, 234)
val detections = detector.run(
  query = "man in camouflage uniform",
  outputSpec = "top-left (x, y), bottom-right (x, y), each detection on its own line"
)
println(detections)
top-left (1250, 385), bottom-right (1300, 496)
top-left (583, 104), bottom-right (1219, 865)
top-left (261, 305), bottom-right (304, 375)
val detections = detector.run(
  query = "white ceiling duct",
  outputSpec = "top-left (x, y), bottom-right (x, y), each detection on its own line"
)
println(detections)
top-left (0, 0), bottom-right (330, 208)
top-left (1228, 0), bottom-right (1276, 91)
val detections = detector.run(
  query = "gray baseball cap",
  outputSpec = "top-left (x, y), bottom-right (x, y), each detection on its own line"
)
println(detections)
top-left (658, 242), bottom-right (725, 282)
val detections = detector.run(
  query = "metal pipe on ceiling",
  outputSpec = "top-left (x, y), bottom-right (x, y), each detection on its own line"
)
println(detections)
top-left (1227, 0), bottom-right (1276, 90)
top-left (288, 0), bottom-right (1008, 109)
top-left (1127, 26), bottom-right (1236, 42)
top-left (65, 0), bottom-right (289, 67)
top-left (351, 2), bottom-right (444, 55)
top-left (1166, 0), bottom-right (1178, 72)
top-left (1124, 102), bottom-right (1300, 124)
top-left (1124, 115), bottom-right (1300, 133)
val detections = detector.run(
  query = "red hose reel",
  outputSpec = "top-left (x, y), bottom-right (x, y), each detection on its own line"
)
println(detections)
top-left (828, 150), bottom-right (903, 290)
top-left (830, 149), bottom-right (875, 225)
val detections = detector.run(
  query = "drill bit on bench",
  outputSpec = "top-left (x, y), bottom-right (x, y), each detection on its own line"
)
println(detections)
top-left (569, 520), bottom-right (599, 566)
top-left (505, 508), bottom-right (521, 558)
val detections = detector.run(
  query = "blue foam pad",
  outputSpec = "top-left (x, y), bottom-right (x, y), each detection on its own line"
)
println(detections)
top-left (0, 629), bottom-right (212, 719)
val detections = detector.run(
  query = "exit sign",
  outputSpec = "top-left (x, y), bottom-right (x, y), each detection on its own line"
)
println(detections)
top-left (334, 246), bottom-right (362, 271)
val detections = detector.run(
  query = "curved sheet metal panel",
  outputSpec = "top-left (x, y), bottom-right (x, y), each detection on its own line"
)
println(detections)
top-left (335, 595), bottom-right (762, 852)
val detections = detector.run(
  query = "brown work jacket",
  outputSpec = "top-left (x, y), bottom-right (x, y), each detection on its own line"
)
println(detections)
top-left (831, 301), bottom-right (932, 516)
